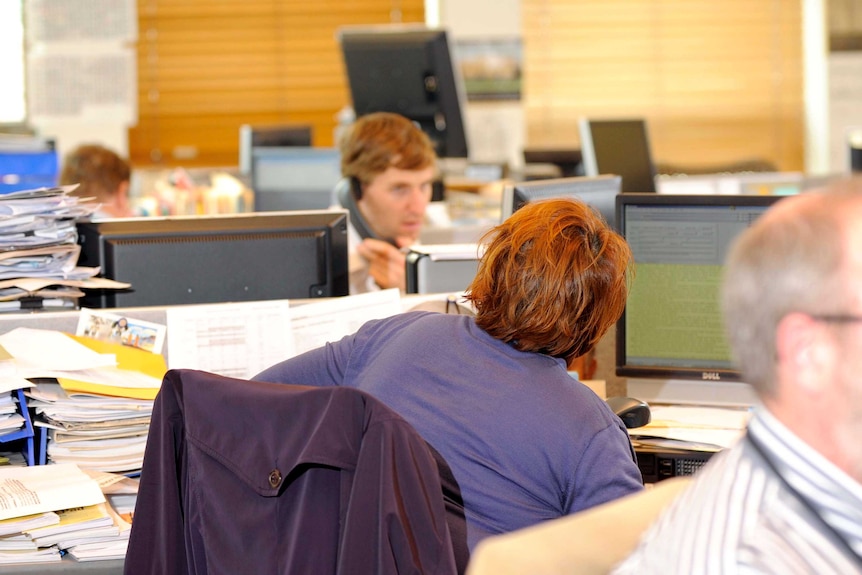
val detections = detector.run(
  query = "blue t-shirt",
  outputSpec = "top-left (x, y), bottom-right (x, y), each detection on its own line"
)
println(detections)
top-left (255, 311), bottom-right (643, 550)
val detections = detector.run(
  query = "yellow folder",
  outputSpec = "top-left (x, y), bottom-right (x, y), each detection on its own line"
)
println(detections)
top-left (56, 335), bottom-right (167, 400)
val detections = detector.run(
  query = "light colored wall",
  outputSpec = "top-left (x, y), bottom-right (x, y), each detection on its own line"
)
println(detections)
top-left (430, 0), bottom-right (527, 170)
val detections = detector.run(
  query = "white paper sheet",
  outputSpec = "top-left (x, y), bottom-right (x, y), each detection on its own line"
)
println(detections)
top-left (166, 300), bottom-right (294, 379)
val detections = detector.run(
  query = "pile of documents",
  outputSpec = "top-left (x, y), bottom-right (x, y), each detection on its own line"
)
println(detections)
top-left (28, 383), bottom-right (152, 473)
top-left (0, 343), bottom-right (30, 456)
top-left (0, 326), bottom-right (164, 474)
top-left (627, 404), bottom-right (752, 452)
top-left (0, 464), bottom-right (133, 564)
top-left (0, 390), bottom-right (25, 438)
top-left (0, 186), bottom-right (128, 311)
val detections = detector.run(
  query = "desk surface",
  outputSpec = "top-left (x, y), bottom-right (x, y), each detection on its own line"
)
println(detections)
top-left (9, 557), bottom-right (123, 574)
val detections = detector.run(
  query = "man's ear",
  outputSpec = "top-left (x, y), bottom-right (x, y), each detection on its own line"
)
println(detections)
top-left (776, 312), bottom-right (834, 393)
top-left (113, 180), bottom-right (131, 214)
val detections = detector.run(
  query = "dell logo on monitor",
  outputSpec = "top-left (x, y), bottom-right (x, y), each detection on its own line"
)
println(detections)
top-left (702, 372), bottom-right (722, 381)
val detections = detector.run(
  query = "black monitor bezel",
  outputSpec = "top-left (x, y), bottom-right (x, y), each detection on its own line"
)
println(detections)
top-left (615, 193), bottom-right (784, 382)
top-left (76, 210), bottom-right (349, 308)
top-left (339, 26), bottom-right (469, 159)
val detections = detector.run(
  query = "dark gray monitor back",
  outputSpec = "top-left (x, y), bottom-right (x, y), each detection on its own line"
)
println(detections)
top-left (251, 147), bottom-right (342, 211)
top-left (501, 175), bottom-right (622, 228)
top-left (340, 26), bottom-right (469, 159)
top-left (76, 211), bottom-right (349, 308)
top-left (579, 118), bottom-right (657, 193)
top-left (239, 124), bottom-right (312, 174)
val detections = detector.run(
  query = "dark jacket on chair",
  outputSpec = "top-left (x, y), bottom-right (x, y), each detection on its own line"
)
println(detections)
top-left (125, 369), bottom-right (458, 575)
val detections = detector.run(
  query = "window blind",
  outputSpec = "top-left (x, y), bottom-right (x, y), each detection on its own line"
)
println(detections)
top-left (131, 0), bottom-right (425, 167)
top-left (521, 0), bottom-right (804, 172)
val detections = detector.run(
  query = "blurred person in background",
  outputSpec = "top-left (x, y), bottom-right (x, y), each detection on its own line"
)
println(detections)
top-left (60, 143), bottom-right (134, 219)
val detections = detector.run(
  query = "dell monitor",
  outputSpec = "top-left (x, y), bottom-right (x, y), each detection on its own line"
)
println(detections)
top-left (76, 210), bottom-right (349, 308)
top-left (501, 175), bottom-right (623, 226)
top-left (579, 118), bottom-right (657, 193)
top-left (616, 193), bottom-right (784, 404)
top-left (250, 147), bottom-right (342, 212)
top-left (339, 26), bottom-right (469, 159)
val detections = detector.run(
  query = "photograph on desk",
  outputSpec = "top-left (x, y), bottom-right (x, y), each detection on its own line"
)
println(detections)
top-left (77, 308), bottom-right (166, 355)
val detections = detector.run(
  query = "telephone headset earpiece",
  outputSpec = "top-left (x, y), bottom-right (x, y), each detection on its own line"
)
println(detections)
top-left (336, 177), bottom-right (397, 246)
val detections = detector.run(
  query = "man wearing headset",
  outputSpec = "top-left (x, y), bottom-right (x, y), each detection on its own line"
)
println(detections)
top-left (337, 112), bottom-right (437, 294)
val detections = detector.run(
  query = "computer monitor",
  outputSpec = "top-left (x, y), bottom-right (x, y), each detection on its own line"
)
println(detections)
top-left (238, 124), bottom-right (312, 175)
top-left (616, 193), bottom-right (784, 404)
top-left (339, 25), bottom-right (469, 159)
top-left (250, 147), bottom-right (342, 211)
top-left (76, 210), bottom-right (349, 308)
top-left (579, 119), bottom-right (657, 193)
top-left (501, 175), bottom-right (623, 226)
top-left (405, 244), bottom-right (482, 294)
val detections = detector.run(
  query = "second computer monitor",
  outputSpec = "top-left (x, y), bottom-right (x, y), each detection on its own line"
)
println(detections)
top-left (250, 147), bottom-right (342, 212)
top-left (579, 118), bottom-right (657, 193)
top-left (501, 175), bottom-right (623, 227)
top-left (339, 26), bottom-right (469, 159)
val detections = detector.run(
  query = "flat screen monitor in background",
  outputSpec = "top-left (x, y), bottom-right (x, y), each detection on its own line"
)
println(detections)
top-left (339, 25), bottom-right (469, 159)
top-left (250, 147), bottom-right (341, 211)
top-left (616, 193), bottom-right (783, 406)
top-left (238, 124), bottom-right (312, 175)
top-left (579, 118), bottom-right (657, 193)
top-left (76, 210), bottom-right (349, 308)
top-left (501, 175), bottom-right (623, 226)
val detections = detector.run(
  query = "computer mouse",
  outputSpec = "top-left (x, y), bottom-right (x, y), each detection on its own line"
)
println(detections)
top-left (606, 396), bottom-right (651, 429)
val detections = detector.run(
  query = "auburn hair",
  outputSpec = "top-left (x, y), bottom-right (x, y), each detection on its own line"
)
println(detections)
top-left (464, 198), bottom-right (633, 363)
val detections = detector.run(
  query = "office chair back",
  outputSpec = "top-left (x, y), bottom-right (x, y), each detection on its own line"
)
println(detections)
top-left (126, 369), bottom-right (461, 575)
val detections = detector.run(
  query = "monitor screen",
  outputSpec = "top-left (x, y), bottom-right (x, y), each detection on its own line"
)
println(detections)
top-left (339, 26), bottom-right (469, 159)
top-left (250, 147), bottom-right (342, 212)
top-left (579, 119), bottom-right (657, 193)
top-left (616, 193), bottom-right (783, 383)
top-left (501, 175), bottom-right (623, 226)
top-left (76, 210), bottom-right (349, 308)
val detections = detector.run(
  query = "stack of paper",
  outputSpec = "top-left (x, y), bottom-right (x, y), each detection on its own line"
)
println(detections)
top-left (0, 390), bottom-right (24, 436)
top-left (62, 470), bottom-right (139, 561)
top-left (0, 468), bottom-right (135, 563)
top-left (28, 383), bottom-right (152, 473)
top-left (0, 463), bottom-right (105, 565)
top-left (0, 327), bottom-right (165, 473)
top-left (628, 404), bottom-right (752, 451)
top-left (0, 186), bottom-right (130, 310)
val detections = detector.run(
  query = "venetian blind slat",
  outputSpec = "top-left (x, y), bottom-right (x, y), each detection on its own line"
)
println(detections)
top-left (131, 0), bottom-right (424, 167)
top-left (522, 0), bottom-right (803, 171)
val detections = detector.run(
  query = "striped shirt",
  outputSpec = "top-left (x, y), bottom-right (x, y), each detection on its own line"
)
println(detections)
top-left (611, 409), bottom-right (862, 574)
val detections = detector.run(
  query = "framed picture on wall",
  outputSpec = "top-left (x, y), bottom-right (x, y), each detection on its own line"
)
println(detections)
top-left (453, 37), bottom-right (522, 102)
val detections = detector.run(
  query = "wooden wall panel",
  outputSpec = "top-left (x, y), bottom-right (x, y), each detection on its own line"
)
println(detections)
top-left (522, 0), bottom-right (804, 172)
top-left (131, 0), bottom-right (425, 167)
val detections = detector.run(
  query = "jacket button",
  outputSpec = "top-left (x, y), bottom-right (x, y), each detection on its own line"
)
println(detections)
top-left (268, 469), bottom-right (282, 488)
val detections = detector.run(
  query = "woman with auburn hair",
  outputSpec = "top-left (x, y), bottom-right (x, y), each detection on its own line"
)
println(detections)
top-left (255, 198), bottom-right (643, 556)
